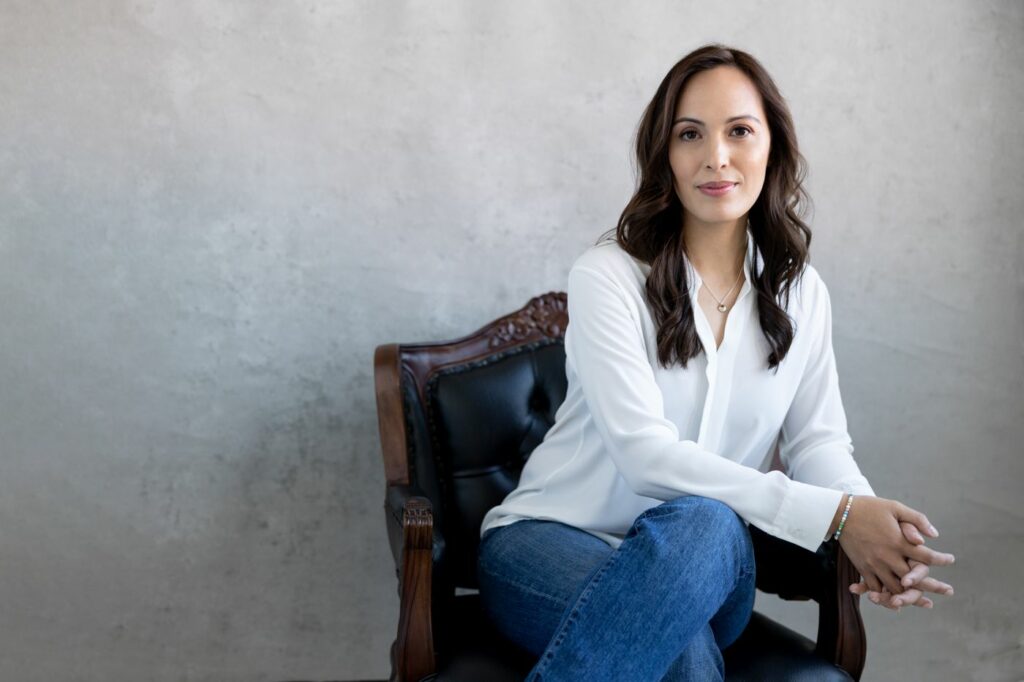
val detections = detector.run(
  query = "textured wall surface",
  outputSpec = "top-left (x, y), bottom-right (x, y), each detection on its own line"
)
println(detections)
top-left (1, 1), bottom-right (1021, 680)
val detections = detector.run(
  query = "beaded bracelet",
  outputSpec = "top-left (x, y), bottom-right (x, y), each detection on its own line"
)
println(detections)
top-left (832, 494), bottom-right (854, 540)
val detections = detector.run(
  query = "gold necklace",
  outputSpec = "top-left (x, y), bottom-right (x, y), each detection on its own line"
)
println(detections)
top-left (698, 246), bottom-right (747, 312)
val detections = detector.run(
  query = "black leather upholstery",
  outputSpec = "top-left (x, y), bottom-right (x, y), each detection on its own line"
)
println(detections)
top-left (422, 340), bottom-right (566, 589)
top-left (418, 596), bottom-right (851, 682)
top-left (724, 613), bottom-right (852, 681)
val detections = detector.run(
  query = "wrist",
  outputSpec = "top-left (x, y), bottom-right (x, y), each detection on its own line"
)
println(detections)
top-left (827, 493), bottom-right (851, 539)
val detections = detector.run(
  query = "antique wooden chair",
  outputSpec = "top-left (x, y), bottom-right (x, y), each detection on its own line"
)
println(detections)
top-left (374, 292), bottom-right (866, 681)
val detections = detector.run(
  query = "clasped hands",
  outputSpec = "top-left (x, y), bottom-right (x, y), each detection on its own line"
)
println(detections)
top-left (836, 496), bottom-right (955, 612)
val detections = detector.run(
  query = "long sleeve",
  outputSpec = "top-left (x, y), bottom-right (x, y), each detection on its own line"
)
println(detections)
top-left (566, 264), bottom-right (844, 552)
top-left (778, 274), bottom-right (876, 500)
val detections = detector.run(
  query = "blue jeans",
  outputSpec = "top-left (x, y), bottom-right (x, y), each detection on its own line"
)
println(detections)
top-left (477, 495), bottom-right (756, 681)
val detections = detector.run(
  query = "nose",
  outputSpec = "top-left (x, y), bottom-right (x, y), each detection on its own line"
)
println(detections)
top-left (704, 136), bottom-right (729, 170)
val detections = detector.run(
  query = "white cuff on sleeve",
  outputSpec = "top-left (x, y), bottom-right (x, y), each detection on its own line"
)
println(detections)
top-left (772, 481), bottom-right (845, 552)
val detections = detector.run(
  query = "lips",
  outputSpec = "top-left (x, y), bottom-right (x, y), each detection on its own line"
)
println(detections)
top-left (697, 181), bottom-right (738, 197)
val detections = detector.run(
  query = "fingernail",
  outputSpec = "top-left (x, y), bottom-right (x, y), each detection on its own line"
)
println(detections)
top-left (869, 594), bottom-right (879, 603)
top-left (929, 524), bottom-right (938, 536)
top-left (924, 602), bottom-right (933, 609)
top-left (891, 599), bottom-right (902, 607)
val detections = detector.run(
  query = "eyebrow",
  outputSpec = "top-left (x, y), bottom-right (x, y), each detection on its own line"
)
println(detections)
top-left (672, 115), bottom-right (762, 127)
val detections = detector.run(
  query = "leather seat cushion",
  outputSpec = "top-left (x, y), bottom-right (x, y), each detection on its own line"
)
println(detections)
top-left (723, 612), bottom-right (852, 681)
top-left (425, 595), bottom-right (851, 681)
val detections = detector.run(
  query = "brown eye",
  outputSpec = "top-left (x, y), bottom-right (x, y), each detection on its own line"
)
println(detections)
top-left (731, 126), bottom-right (753, 137)
top-left (679, 129), bottom-right (699, 141)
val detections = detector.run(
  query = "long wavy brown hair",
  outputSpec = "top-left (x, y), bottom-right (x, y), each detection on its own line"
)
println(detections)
top-left (600, 44), bottom-right (813, 371)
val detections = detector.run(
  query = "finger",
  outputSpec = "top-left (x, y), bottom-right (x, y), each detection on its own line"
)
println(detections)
top-left (872, 591), bottom-right (896, 609)
top-left (894, 502), bottom-right (939, 538)
top-left (901, 561), bottom-right (930, 587)
top-left (849, 582), bottom-right (867, 594)
top-left (868, 590), bottom-right (906, 611)
top-left (916, 597), bottom-right (934, 609)
top-left (884, 555), bottom-right (913, 592)
top-left (878, 568), bottom-right (906, 596)
top-left (890, 588), bottom-right (923, 608)
top-left (915, 577), bottom-right (954, 596)
top-left (906, 544), bottom-right (956, 566)
top-left (865, 591), bottom-right (890, 608)
top-left (852, 565), bottom-right (885, 594)
top-left (900, 521), bottom-right (925, 546)
top-left (861, 572), bottom-right (885, 594)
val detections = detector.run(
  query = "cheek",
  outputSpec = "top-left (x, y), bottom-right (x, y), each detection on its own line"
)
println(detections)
top-left (668, 151), bottom-right (683, 175)
top-left (670, 153), bottom-right (701, 189)
top-left (669, 158), bottom-right (687, 190)
top-left (756, 142), bottom-right (771, 174)
top-left (745, 146), bottom-right (770, 183)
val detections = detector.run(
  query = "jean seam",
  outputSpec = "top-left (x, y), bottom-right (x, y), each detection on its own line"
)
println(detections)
top-left (478, 567), bottom-right (572, 610)
top-left (529, 551), bottom-right (621, 677)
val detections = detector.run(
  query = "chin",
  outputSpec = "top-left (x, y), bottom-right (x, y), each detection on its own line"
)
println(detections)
top-left (687, 201), bottom-right (754, 225)
top-left (689, 209), bottom-right (750, 226)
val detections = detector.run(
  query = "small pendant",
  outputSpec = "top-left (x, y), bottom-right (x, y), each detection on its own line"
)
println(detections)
top-left (717, 303), bottom-right (728, 312)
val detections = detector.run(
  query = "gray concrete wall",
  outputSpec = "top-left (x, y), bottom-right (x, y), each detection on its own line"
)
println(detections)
top-left (0, 1), bottom-right (1020, 680)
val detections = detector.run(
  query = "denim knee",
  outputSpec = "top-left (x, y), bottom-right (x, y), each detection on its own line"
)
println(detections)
top-left (629, 496), bottom-right (755, 576)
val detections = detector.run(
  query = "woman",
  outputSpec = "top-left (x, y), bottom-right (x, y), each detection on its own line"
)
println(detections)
top-left (477, 44), bottom-right (955, 680)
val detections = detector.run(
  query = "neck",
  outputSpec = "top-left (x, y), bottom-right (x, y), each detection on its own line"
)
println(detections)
top-left (681, 217), bottom-right (748, 285)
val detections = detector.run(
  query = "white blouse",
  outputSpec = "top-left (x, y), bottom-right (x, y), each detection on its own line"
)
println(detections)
top-left (480, 227), bottom-right (876, 553)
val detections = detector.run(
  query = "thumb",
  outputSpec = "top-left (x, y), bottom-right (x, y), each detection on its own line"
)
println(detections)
top-left (894, 502), bottom-right (939, 538)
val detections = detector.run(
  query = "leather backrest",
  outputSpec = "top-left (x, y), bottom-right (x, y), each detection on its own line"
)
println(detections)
top-left (415, 339), bottom-right (567, 588)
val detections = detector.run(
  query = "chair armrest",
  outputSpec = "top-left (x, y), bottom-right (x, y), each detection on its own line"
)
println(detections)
top-left (384, 485), bottom-right (446, 572)
top-left (383, 484), bottom-right (441, 682)
top-left (817, 541), bottom-right (866, 679)
top-left (750, 525), bottom-right (866, 680)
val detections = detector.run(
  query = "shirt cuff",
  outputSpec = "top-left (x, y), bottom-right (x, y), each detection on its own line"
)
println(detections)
top-left (832, 475), bottom-right (876, 498)
top-left (773, 481), bottom-right (845, 552)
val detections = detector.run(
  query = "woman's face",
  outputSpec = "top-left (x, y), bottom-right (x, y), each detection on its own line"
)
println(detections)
top-left (668, 66), bottom-right (771, 232)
